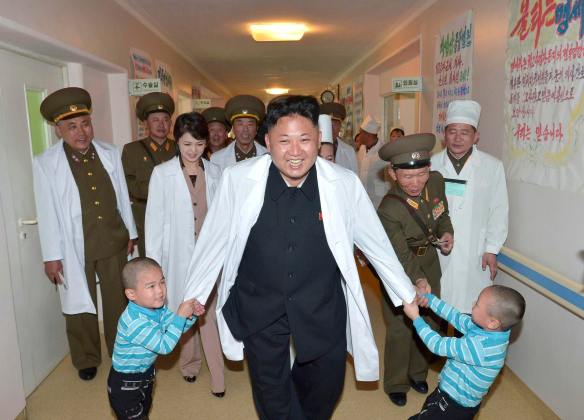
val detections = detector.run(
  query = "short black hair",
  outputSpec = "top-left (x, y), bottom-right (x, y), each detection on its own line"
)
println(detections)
top-left (122, 257), bottom-right (161, 289)
top-left (265, 95), bottom-right (319, 130)
top-left (174, 112), bottom-right (209, 142)
top-left (487, 285), bottom-right (526, 330)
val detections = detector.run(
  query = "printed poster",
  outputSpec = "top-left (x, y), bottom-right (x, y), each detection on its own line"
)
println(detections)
top-left (130, 48), bottom-right (153, 79)
top-left (155, 60), bottom-right (174, 96)
top-left (505, 0), bottom-right (584, 191)
top-left (340, 84), bottom-right (353, 140)
top-left (433, 11), bottom-right (474, 139)
top-left (353, 78), bottom-right (364, 137)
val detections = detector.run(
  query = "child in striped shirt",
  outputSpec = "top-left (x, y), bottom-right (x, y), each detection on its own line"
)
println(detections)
top-left (403, 285), bottom-right (525, 419)
top-left (107, 257), bottom-right (204, 420)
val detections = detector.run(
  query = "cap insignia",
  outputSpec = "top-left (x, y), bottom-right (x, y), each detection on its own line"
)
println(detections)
top-left (411, 152), bottom-right (421, 159)
top-left (242, 109), bottom-right (248, 114)
top-left (69, 105), bottom-right (78, 112)
top-left (157, 105), bottom-right (163, 110)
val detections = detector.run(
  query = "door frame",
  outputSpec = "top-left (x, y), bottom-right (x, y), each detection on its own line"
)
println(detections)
top-left (0, 15), bottom-right (133, 407)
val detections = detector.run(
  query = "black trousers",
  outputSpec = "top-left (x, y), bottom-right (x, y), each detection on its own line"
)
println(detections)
top-left (409, 387), bottom-right (480, 420)
top-left (243, 314), bottom-right (346, 420)
top-left (107, 366), bottom-right (155, 420)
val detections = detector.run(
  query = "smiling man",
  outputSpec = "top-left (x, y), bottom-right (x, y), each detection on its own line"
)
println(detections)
top-left (377, 133), bottom-right (454, 407)
top-left (183, 95), bottom-right (425, 419)
top-left (210, 94), bottom-right (268, 171)
top-left (34, 87), bottom-right (136, 381)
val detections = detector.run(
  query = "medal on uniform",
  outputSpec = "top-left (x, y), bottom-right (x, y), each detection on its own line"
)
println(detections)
top-left (406, 198), bottom-right (419, 209)
top-left (432, 200), bottom-right (445, 220)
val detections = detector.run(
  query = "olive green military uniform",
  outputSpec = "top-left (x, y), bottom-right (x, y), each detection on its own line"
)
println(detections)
top-left (63, 142), bottom-right (129, 367)
top-left (122, 92), bottom-right (175, 256)
top-left (39, 87), bottom-right (132, 370)
top-left (376, 134), bottom-right (454, 395)
top-left (122, 137), bottom-right (176, 256)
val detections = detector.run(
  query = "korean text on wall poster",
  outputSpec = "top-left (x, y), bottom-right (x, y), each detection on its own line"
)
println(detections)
top-left (432, 11), bottom-right (474, 138)
top-left (505, 0), bottom-right (584, 192)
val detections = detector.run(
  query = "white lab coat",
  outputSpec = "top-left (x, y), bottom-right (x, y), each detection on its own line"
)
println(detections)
top-left (33, 140), bottom-right (137, 315)
top-left (145, 157), bottom-right (221, 311)
top-left (431, 146), bottom-right (509, 312)
top-left (183, 155), bottom-right (416, 381)
top-left (335, 138), bottom-right (358, 174)
top-left (357, 140), bottom-right (390, 208)
top-left (210, 141), bottom-right (268, 172)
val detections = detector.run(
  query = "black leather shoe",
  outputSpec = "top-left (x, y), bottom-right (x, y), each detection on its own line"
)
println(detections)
top-left (410, 380), bottom-right (429, 394)
top-left (183, 375), bottom-right (197, 383)
top-left (389, 392), bottom-right (407, 406)
top-left (78, 367), bottom-right (97, 381)
top-left (212, 391), bottom-right (225, 398)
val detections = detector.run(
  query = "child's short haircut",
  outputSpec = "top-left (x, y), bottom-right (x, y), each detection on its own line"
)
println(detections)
top-left (487, 285), bottom-right (526, 330)
top-left (122, 257), bottom-right (161, 289)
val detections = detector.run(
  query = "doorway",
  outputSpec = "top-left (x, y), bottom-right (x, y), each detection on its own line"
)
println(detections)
top-left (0, 47), bottom-right (68, 397)
top-left (383, 92), bottom-right (420, 138)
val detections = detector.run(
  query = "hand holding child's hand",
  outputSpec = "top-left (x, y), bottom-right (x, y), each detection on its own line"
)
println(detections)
top-left (177, 299), bottom-right (195, 319)
top-left (193, 299), bottom-right (205, 316)
top-left (416, 293), bottom-right (430, 308)
top-left (403, 300), bottom-right (420, 321)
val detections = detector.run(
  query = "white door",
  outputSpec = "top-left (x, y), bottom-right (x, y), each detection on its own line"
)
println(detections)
top-left (0, 48), bottom-right (68, 395)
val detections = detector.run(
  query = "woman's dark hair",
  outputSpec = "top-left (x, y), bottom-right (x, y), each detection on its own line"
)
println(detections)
top-left (265, 95), bottom-right (319, 130)
top-left (173, 112), bottom-right (209, 143)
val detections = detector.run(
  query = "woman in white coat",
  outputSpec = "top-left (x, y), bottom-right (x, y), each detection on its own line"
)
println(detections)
top-left (145, 112), bottom-right (225, 397)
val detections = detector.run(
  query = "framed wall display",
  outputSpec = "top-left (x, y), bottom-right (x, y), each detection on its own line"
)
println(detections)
top-left (320, 89), bottom-right (335, 103)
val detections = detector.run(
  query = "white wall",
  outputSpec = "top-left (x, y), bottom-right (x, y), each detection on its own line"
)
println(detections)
top-left (84, 66), bottom-right (114, 144)
top-left (334, 1), bottom-right (583, 419)
top-left (0, 0), bottom-right (229, 140)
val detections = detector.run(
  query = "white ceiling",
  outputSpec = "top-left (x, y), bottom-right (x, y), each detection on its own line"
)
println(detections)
top-left (121, 0), bottom-right (433, 101)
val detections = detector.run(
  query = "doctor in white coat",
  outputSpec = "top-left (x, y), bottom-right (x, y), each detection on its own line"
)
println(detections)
top-left (145, 112), bottom-right (225, 396)
top-left (183, 95), bottom-right (426, 419)
top-left (356, 115), bottom-right (390, 209)
top-left (211, 94), bottom-right (268, 171)
top-left (33, 87), bottom-right (136, 380)
top-left (431, 100), bottom-right (509, 313)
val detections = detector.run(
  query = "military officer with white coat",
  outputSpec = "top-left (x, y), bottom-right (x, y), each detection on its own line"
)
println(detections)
top-left (356, 115), bottom-right (390, 209)
top-left (182, 95), bottom-right (427, 419)
top-left (33, 87), bottom-right (136, 380)
top-left (430, 100), bottom-right (509, 313)
top-left (210, 95), bottom-right (268, 171)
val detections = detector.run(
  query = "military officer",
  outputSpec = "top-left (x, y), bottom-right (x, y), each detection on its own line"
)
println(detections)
top-left (122, 92), bottom-right (176, 256)
top-left (34, 87), bottom-right (137, 380)
top-left (376, 133), bottom-right (454, 407)
top-left (319, 102), bottom-right (358, 173)
top-left (210, 94), bottom-right (268, 171)
top-left (202, 106), bottom-right (230, 158)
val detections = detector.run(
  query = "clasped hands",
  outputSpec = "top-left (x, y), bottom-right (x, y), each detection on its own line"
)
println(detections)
top-left (177, 299), bottom-right (206, 319)
top-left (403, 278), bottom-right (431, 320)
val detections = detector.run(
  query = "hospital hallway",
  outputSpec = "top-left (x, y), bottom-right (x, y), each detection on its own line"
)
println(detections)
top-left (1, 1), bottom-right (583, 419)
top-left (23, 265), bottom-right (557, 420)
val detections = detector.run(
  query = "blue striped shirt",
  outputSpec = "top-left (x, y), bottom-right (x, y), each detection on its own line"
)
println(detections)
top-left (412, 294), bottom-right (510, 407)
top-left (112, 301), bottom-right (197, 373)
